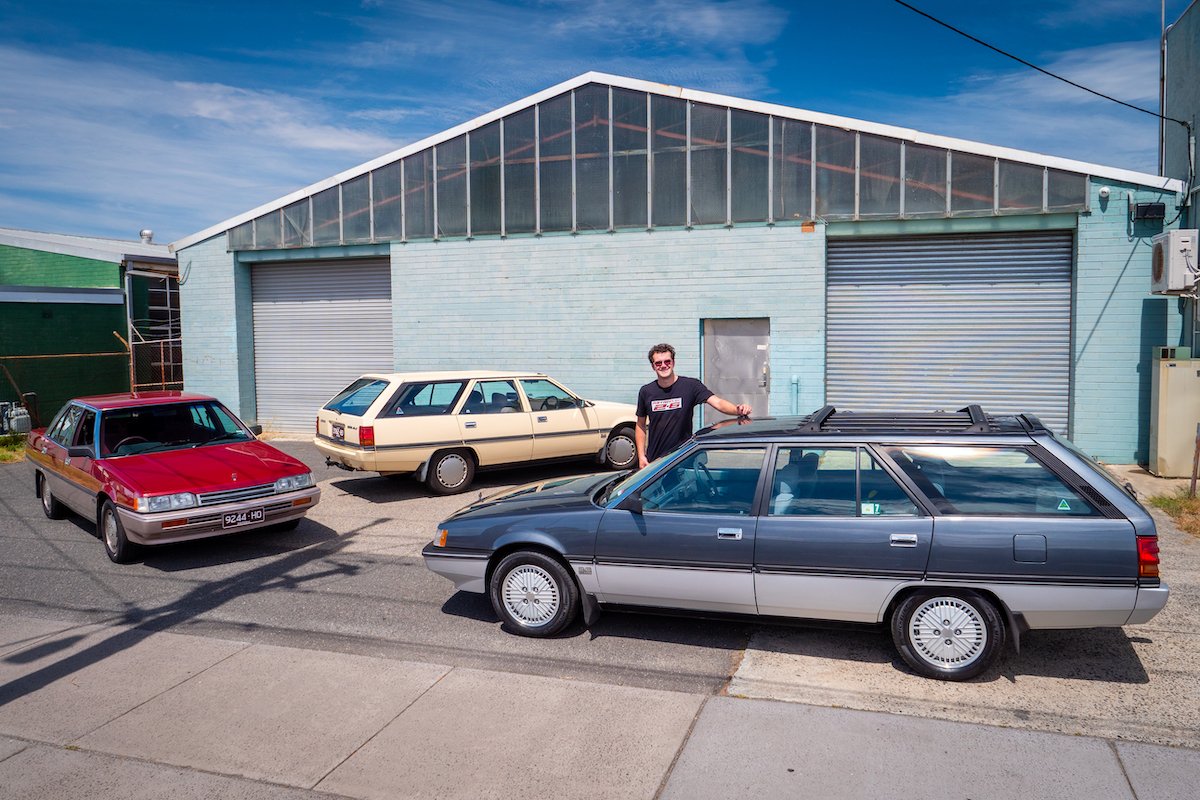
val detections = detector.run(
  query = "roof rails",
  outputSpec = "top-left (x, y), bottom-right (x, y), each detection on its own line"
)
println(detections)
top-left (789, 405), bottom-right (1047, 435)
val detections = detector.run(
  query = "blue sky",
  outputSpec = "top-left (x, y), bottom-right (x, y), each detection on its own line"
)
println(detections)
top-left (0, 0), bottom-right (1190, 244)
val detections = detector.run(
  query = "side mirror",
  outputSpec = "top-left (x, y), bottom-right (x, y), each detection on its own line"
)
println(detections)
top-left (617, 494), bottom-right (644, 514)
top-left (249, 424), bottom-right (263, 436)
top-left (67, 445), bottom-right (94, 459)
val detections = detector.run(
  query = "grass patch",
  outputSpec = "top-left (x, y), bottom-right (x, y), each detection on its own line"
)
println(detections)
top-left (1149, 488), bottom-right (1200, 537)
top-left (0, 433), bottom-right (25, 464)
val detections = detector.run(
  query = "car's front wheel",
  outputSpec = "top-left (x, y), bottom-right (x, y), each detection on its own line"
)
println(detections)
top-left (426, 449), bottom-right (475, 494)
top-left (891, 590), bottom-right (1005, 681)
top-left (489, 550), bottom-right (579, 637)
top-left (37, 473), bottom-right (65, 520)
top-left (604, 426), bottom-right (636, 470)
top-left (99, 499), bottom-right (137, 564)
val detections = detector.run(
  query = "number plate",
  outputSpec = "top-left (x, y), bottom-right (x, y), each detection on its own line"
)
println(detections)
top-left (331, 422), bottom-right (345, 441)
top-left (222, 508), bottom-right (265, 529)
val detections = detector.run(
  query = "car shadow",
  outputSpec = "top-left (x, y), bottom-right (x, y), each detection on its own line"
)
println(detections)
top-left (332, 460), bottom-right (619, 503)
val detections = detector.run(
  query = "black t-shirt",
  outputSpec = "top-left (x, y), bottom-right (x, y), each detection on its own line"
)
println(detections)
top-left (636, 376), bottom-right (713, 461)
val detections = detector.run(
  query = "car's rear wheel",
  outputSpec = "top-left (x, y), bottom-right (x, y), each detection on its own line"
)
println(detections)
top-left (891, 590), bottom-right (1005, 681)
top-left (604, 426), bottom-right (636, 470)
top-left (100, 499), bottom-right (137, 564)
top-left (37, 473), bottom-right (65, 520)
top-left (427, 449), bottom-right (475, 495)
top-left (489, 550), bottom-right (579, 637)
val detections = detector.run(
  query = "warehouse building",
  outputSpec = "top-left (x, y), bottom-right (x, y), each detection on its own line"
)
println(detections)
top-left (171, 73), bottom-right (1188, 462)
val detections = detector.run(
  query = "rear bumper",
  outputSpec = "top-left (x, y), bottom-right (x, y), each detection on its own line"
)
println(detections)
top-left (313, 436), bottom-right (376, 471)
top-left (1127, 582), bottom-right (1170, 624)
top-left (117, 486), bottom-right (321, 545)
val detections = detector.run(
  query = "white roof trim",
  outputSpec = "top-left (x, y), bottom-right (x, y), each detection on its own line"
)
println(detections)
top-left (172, 72), bottom-right (1185, 252)
top-left (0, 227), bottom-right (172, 263)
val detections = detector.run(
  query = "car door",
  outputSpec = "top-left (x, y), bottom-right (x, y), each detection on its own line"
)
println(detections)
top-left (754, 445), bottom-right (933, 622)
top-left (36, 404), bottom-right (88, 515)
top-left (59, 408), bottom-right (101, 517)
top-left (457, 379), bottom-right (533, 467)
top-left (519, 377), bottom-right (600, 460)
top-left (594, 446), bottom-right (767, 614)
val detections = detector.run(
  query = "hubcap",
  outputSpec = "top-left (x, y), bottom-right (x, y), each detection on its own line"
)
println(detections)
top-left (436, 454), bottom-right (468, 488)
top-left (607, 435), bottom-right (635, 468)
top-left (41, 483), bottom-right (51, 512)
top-left (501, 564), bottom-right (560, 627)
top-left (909, 597), bottom-right (987, 670)
top-left (103, 510), bottom-right (120, 554)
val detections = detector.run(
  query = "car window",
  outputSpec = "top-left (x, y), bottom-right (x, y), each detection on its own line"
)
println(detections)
top-left (75, 409), bottom-right (97, 450)
top-left (520, 379), bottom-right (578, 412)
top-left (640, 447), bottom-right (765, 515)
top-left (48, 405), bottom-right (83, 446)
top-left (101, 402), bottom-right (251, 456)
top-left (464, 380), bottom-right (521, 415)
top-left (384, 381), bottom-right (467, 417)
top-left (886, 445), bottom-right (1099, 516)
top-left (769, 447), bottom-right (919, 517)
top-left (324, 378), bottom-right (391, 415)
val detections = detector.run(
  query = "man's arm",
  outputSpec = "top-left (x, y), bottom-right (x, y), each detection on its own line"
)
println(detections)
top-left (706, 395), bottom-right (752, 418)
top-left (635, 415), bottom-right (649, 469)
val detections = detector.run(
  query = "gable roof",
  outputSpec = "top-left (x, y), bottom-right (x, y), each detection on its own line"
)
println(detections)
top-left (172, 71), bottom-right (1184, 252)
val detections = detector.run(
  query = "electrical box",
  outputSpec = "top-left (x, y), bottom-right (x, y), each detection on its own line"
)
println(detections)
top-left (1148, 347), bottom-right (1200, 477)
top-left (1150, 229), bottom-right (1197, 294)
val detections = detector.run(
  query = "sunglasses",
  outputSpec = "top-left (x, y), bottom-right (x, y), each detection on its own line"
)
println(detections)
top-left (652, 359), bottom-right (673, 367)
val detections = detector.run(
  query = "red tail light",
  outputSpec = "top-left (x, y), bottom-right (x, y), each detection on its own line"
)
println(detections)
top-left (1137, 536), bottom-right (1160, 579)
top-left (315, 416), bottom-right (320, 435)
top-left (359, 425), bottom-right (375, 448)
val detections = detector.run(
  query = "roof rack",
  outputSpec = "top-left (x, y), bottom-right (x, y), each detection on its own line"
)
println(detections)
top-left (786, 405), bottom-right (1038, 435)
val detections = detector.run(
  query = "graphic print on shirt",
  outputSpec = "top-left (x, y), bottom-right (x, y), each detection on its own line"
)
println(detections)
top-left (651, 398), bottom-right (683, 412)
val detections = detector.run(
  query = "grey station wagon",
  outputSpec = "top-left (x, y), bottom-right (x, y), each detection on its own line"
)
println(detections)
top-left (422, 406), bottom-right (1169, 680)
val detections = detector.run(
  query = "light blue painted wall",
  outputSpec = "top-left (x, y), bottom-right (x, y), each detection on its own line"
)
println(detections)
top-left (176, 234), bottom-right (256, 419)
top-left (1072, 180), bottom-right (1185, 462)
top-left (390, 225), bottom-right (828, 417)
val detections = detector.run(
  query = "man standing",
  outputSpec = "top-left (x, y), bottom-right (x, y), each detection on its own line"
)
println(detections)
top-left (635, 343), bottom-right (752, 468)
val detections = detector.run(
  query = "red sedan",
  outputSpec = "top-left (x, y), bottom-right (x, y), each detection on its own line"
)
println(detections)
top-left (26, 391), bottom-right (320, 563)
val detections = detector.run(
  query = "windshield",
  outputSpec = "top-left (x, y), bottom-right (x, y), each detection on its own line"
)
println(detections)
top-left (324, 378), bottom-right (391, 415)
top-left (602, 455), bottom-right (669, 504)
top-left (101, 402), bottom-right (252, 456)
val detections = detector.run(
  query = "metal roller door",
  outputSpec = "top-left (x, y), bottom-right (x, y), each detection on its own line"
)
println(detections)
top-left (251, 259), bottom-right (393, 433)
top-left (826, 231), bottom-right (1072, 433)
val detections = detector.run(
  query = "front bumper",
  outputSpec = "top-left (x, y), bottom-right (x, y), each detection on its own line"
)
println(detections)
top-left (117, 486), bottom-right (321, 545)
top-left (422, 542), bottom-right (488, 593)
top-left (1127, 582), bottom-right (1170, 624)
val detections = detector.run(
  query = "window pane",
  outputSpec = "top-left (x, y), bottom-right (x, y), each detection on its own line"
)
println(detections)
top-left (342, 174), bottom-right (371, 243)
top-left (372, 163), bottom-right (402, 240)
top-left (769, 447), bottom-right (857, 516)
top-left (436, 135), bottom-right (467, 237)
top-left (642, 448), bottom-right (764, 515)
top-left (690, 102), bottom-right (727, 225)
top-left (283, 198), bottom-right (311, 247)
top-left (470, 121), bottom-right (501, 236)
top-left (384, 381), bottom-right (466, 417)
top-left (504, 108), bottom-right (536, 234)
top-left (999, 161), bottom-right (1043, 211)
top-left (859, 134), bottom-right (901, 217)
top-left (539, 93), bottom-right (573, 232)
top-left (404, 149), bottom-right (434, 239)
top-left (773, 118), bottom-right (811, 221)
top-left (228, 221), bottom-right (253, 250)
top-left (520, 378), bottom-right (578, 410)
top-left (652, 95), bottom-right (687, 227)
top-left (905, 143), bottom-right (947, 215)
top-left (575, 85), bottom-right (610, 231)
top-left (613, 88), bottom-right (647, 228)
top-left (312, 186), bottom-right (340, 245)
top-left (731, 110), bottom-right (768, 223)
top-left (254, 212), bottom-right (281, 249)
top-left (860, 451), bottom-right (918, 516)
top-left (463, 380), bottom-right (520, 415)
top-left (1047, 169), bottom-right (1087, 208)
top-left (323, 378), bottom-right (390, 415)
top-left (951, 152), bottom-right (994, 213)
top-left (887, 445), bottom-right (1099, 516)
top-left (815, 126), bottom-right (855, 218)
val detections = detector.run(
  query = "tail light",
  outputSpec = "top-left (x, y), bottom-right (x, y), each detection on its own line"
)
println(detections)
top-left (1137, 536), bottom-right (1160, 579)
top-left (315, 416), bottom-right (320, 435)
top-left (359, 425), bottom-right (375, 448)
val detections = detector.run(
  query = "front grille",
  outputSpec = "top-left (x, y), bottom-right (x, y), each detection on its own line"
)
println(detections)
top-left (197, 482), bottom-right (276, 506)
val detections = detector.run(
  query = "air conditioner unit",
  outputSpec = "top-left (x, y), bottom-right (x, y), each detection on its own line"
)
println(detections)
top-left (1150, 229), bottom-right (1198, 294)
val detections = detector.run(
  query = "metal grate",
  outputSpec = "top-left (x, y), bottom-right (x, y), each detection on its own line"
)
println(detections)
top-left (197, 483), bottom-right (276, 506)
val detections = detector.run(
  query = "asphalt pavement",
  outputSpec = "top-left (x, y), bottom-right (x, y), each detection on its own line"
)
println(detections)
top-left (1, 446), bottom-right (1198, 799)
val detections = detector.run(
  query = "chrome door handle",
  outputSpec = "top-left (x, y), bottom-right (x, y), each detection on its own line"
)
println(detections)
top-left (464, 421), bottom-right (477, 429)
top-left (537, 416), bottom-right (548, 422)
top-left (717, 528), bottom-right (742, 540)
top-left (889, 533), bottom-right (918, 547)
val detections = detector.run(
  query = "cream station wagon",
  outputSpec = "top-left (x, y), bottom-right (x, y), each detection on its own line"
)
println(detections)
top-left (314, 371), bottom-right (639, 494)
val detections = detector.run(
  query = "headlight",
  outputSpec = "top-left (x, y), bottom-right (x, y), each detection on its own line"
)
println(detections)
top-left (136, 493), bottom-right (198, 513)
top-left (274, 472), bottom-right (314, 493)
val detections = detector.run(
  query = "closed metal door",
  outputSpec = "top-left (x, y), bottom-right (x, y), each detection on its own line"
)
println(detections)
top-left (702, 318), bottom-right (770, 425)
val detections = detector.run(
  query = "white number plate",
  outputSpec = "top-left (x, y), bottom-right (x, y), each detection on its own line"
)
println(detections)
top-left (222, 508), bottom-right (265, 529)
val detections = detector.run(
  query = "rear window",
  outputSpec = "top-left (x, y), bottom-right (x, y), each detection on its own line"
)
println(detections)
top-left (324, 379), bottom-right (390, 415)
top-left (382, 381), bottom-right (467, 417)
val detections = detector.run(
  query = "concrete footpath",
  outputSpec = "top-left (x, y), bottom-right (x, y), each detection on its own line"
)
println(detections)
top-left (2, 611), bottom-right (1199, 800)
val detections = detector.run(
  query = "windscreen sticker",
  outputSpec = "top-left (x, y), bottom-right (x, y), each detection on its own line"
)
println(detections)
top-left (1057, 499), bottom-right (1071, 511)
top-left (861, 502), bottom-right (882, 516)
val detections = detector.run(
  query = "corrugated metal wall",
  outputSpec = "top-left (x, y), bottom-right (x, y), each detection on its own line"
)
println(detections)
top-left (826, 231), bottom-right (1073, 432)
top-left (250, 259), bottom-right (393, 433)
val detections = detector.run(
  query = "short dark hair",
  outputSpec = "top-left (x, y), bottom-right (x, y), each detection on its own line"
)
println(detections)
top-left (647, 343), bottom-right (676, 363)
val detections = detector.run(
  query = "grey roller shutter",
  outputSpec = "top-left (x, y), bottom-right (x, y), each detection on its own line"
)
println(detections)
top-left (826, 231), bottom-right (1072, 433)
top-left (251, 259), bottom-right (393, 433)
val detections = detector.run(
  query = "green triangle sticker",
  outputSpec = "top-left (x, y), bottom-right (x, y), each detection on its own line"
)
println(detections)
top-left (1057, 499), bottom-right (1071, 511)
